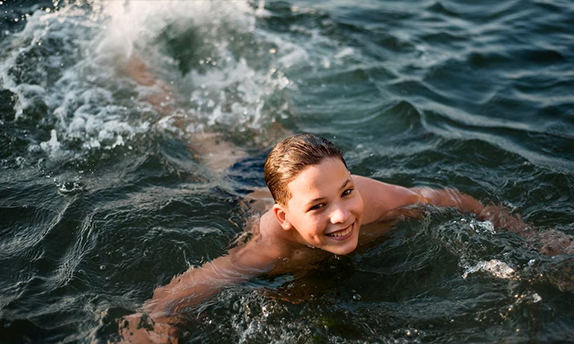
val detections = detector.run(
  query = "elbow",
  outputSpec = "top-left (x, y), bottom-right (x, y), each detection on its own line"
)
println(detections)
top-left (413, 187), bottom-right (484, 215)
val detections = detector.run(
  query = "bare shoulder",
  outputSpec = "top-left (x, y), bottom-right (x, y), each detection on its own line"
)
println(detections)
top-left (352, 175), bottom-right (421, 224)
top-left (233, 210), bottom-right (291, 265)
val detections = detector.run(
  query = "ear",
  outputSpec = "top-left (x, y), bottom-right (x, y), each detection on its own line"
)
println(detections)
top-left (273, 204), bottom-right (293, 231)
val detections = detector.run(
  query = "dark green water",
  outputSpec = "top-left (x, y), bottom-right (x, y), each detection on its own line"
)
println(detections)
top-left (1, 0), bottom-right (573, 343)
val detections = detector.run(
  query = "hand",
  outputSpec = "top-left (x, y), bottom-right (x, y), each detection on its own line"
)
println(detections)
top-left (534, 229), bottom-right (574, 256)
top-left (117, 313), bottom-right (179, 344)
top-left (478, 205), bottom-right (529, 234)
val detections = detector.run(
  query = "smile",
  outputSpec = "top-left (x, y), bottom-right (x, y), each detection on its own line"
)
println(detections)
top-left (326, 223), bottom-right (354, 239)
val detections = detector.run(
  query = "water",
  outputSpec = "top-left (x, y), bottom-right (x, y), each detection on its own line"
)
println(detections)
top-left (1, 0), bottom-right (573, 342)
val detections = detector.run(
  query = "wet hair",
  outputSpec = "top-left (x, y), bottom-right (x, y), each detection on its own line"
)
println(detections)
top-left (264, 134), bottom-right (347, 205)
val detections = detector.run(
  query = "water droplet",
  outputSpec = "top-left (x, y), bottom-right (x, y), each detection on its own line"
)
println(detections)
top-left (532, 293), bottom-right (542, 303)
top-left (58, 181), bottom-right (85, 195)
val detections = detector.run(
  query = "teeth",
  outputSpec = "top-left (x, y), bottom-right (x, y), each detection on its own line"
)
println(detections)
top-left (328, 225), bottom-right (352, 237)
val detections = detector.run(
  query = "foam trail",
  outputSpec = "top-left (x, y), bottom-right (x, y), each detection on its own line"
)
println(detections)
top-left (1, 0), bottom-right (295, 162)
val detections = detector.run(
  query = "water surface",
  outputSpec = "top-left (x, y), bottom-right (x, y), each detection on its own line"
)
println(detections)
top-left (1, 0), bottom-right (573, 343)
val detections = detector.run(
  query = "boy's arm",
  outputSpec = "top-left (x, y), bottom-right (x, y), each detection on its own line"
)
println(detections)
top-left (408, 188), bottom-right (530, 233)
top-left (409, 186), bottom-right (484, 215)
top-left (119, 234), bottom-right (282, 343)
top-left (354, 175), bottom-right (483, 223)
top-left (145, 239), bottom-right (281, 320)
top-left (354, 175), bottom-right (531, 234)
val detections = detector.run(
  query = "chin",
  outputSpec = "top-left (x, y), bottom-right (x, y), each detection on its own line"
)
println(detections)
top-left (332, 240), bottom-right (358, 256)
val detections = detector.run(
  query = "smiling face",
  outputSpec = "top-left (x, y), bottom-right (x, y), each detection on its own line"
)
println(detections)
top-left (273, 158), bottom-right (364, 255)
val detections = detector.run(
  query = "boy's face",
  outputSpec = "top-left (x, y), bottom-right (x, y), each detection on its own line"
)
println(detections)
top-left (278, 158), bottom-right (364, 255)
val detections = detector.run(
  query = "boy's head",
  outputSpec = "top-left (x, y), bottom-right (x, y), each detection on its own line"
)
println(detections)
top-left (264, 134), bottom-right (347, 205)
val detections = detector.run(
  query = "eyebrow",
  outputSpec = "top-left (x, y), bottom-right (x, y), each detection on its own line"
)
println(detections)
top-left (306, 178), bottom-right (353, 205)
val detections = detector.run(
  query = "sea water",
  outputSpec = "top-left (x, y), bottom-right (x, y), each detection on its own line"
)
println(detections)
top-left (1, 0), bottom-right (573, 343)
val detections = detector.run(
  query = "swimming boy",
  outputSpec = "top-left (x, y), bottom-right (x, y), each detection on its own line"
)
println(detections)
top-left (119, 133), bottom-right (529, 343)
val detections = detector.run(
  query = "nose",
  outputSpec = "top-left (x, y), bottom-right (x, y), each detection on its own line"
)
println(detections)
top-left (330, 204), bottom-right (350, 224)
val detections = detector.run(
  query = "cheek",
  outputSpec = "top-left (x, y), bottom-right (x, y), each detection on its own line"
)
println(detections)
top-left (354, 197), bottom-right (365, 219)
top-left (351, 195), bottom-right (363, 211)
top-left (306, 216), bottom-right (328, 236)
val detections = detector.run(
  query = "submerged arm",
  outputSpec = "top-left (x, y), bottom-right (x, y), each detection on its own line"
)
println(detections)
top-left (354, 175), bottom-right (484, 223)
top-left (144, 243), bottom-right (278, 319)
top-left (410, 187), bottom-right (531, 233)
top-left (119, 234), bottom-right (282, 343)
top-left (410, 186), bottom-right (484, 214)
top-left (354, 175), bottom-right (531, 232)
top-left (355, 175), bottom-right (574, 258)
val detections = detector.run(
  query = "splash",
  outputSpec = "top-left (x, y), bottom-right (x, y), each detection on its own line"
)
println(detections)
top-left (462, 259), bottom-right (516, 279)
top-left (0, 0), bottom-right (294, 165)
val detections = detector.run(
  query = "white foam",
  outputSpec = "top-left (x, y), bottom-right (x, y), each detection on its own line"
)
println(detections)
top-left (186, 57), bottom-right (290, 131)
top-left (40, 129), bottom-right (63, 158)
top-left (1, 0), bottom-right (345, 160)
top-left (469, 219), bottom-right (496, 234)
top-left (13, 84), bottom-right (46, 120)
top-left (334, 47), bottom-right (355, 60)
top-left (462, 259), bottom-right (515, 279)
top-left (97, 0), bottom-right (257, 61)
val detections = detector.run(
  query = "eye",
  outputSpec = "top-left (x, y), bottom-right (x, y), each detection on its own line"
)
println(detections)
top-left (309, 203), bottom-right (325, 211)
top-left (342, 188), bottom-right (354, 197)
